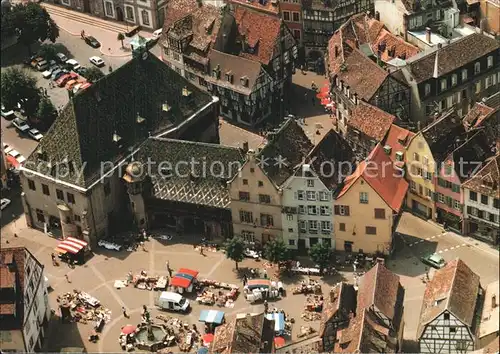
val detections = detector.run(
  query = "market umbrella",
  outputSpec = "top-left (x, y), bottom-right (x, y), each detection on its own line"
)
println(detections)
top-left (198, 348), bottom-right (209, 354)
top-left (274, 337), bottom-right (286, 348)
top-left (121, 324), bottom-right (136, 335)
top-left (203, 333), bottom-right (214, 344)
top-left (321, 98), bottom-right (331, 106)
top-left (319, 85), bottom-right (329, 93)
top-left (316, 92), bottom-right (328, 99)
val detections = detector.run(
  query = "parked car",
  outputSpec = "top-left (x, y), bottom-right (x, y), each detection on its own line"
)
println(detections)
top-left (12, 118), bottom-right (30, 132)
top-left (65, 79), bottom-right (79, 90)
top-left (56, 74), bottom-right (72, 87)
top-left (3, 143), bottom-right (13, 154)
top-left (89, 56), bottom-right (104, 67)
top-left (65, 59), bottom-right (81, 70)
top-left (84, 36), bottom-right (100, 48)
top-left (421, 253), bottom-right (447, 269)
top-left (28, 128), bottom-right (43, 141)
top-left (56, 52), bottom-right (68, 63)
top-left (30, 57), bottom-right (44, 68)
top-left (42, 67), bottom-right (55, 79)
top-left (51, 68), bottom-right (63, 80)
top-left (16, 155), bottom-right (26, 164)
top-left (75, 66), bottom-right (88, 76)
top-left (0, 198), bottom-right (11, 211)
top-left (7, 149), bottom-right (21, 160)
top-left (97, 239), bottom-right (122, 251)
top-left (1, 105), bottom-right (16, 120)
top-left (36, 60), bottom-right (49, 71)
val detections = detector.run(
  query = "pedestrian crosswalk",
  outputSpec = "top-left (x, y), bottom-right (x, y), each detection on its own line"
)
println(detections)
top-left (405, 232), bottom-right (468, 255)
top-left (436, 244), bottom-right (467, 254)
top-left (407, 232), bottom-right (447, 247)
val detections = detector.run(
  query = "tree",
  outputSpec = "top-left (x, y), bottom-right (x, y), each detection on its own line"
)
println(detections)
top-left (224, 236), bottom-right (245, 270)
top-left (3, 2), bottom-right (59, 55)
top-left (84, 66), bottom-right (105, 83)
top-left (117, 32), bottom-right (125, 48)
top-left (309, 242), bottom-right (332, 275)
top-left (1, 67), bottom-right (40, 117)
top-left (36, 97), bottom-right (57, 129)
top-left (264, 238), bottom-right (289, 265)
top-left (37, 43), bottom-right (58, 61)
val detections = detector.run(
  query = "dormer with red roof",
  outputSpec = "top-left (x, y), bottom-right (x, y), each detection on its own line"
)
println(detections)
top-left (333, 144), bottom-right (409, 255)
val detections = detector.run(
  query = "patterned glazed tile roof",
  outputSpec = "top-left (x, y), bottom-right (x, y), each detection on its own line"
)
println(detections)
top-left (348, 101), bottom-right (395, 141)
top-left (406, 33), bottom-right (499, 84)
top-left (306, 129), bottom-right (356, 191)
top-left (210, 313), bottom-right (274, 354)
top-left (258, 118), bottom-right (314, 187)
top-left (25, 52), bottom-right (213, 188)
top-left (382, 124), bottom-right (415, 163)
top-left (417, 259), bottom-right (481, 339)
top-left (462, 154), bottom-right (500, 198)
top-left (135, 137), bottom-right (245, 209)
top-left (337, 144), bottom-right (409, 212)
top-left (234, 7), bottom-right (282, 65)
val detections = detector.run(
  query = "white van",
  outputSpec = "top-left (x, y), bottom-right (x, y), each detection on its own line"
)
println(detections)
top-left (36, 60), bottom-right (48, 71)
top-left (155, 291), bottom-right (189, 312)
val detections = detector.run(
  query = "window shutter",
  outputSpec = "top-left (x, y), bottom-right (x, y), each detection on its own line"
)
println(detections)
top-left (345, 206), bottom-right (350, 216)
top-left (334, 205), bottom-right (340, 215)
top-left (294, 192), bottom-right (298, 200)
top-left (467, 206), bottom-right (472, 214)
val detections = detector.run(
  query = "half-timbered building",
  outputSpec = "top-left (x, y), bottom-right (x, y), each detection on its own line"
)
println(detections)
top-left (417, 259), bottom-right (483, 353)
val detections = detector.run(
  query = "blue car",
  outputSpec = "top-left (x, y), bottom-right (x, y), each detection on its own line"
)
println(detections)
top-left (52, 69), bottom-right (68, 81)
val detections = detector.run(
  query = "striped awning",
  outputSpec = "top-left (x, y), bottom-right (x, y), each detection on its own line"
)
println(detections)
top-left (55, 237), bottom-right (88, 254)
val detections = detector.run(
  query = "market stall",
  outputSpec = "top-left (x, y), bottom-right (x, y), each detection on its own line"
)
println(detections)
top-left (292, 279), bottom-right (322, 295)
top-left (265, 312), bottom-right (285, 336)
top-left (57, 290), bottom-right (111, 330)
top-left (170, 269), bottom-right (199, 294)
top-left (199, 310), bottom-right (225, 333)
top-left (244, 279), bottom-right (280, 303)
top-left (54, 237), bottom-right (88, 264)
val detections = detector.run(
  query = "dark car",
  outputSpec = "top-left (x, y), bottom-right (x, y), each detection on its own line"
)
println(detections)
top-left (84, 36), bottom-right (101, 48)
top-left (75, 66), bottom-right (89, 77)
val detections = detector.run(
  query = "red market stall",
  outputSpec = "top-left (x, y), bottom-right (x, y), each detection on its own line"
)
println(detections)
top-left (54, 237), bottom-right (88, 264)
top-left (170, 268), bottom-right (199, 293)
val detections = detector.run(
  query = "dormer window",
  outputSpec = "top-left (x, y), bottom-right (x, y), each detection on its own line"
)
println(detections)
top-left (162, 103), bottom-right (171, 112)
top-left (474, 62), bottom-right (480, 74)
top-left (424, 83), bottom-right (431, 96)
top-left (240, 76), bottom-right (249, 87)
top-left (182, 87), bottom-right (192, 97)
top-left (136, 113), bottom-right (146, 124)
top-left (113, 132), bottom-right (122, 143)
top-left (212, 64), bottom-right (221, 79)
top-left (37, 147), bottom-right (47, 161)
top-left (225, 71), bottom-right (233, 83)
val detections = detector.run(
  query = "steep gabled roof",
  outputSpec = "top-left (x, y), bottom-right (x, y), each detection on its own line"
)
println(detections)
top-left (135, 137), bottom-right (244, 209)
top-left (462, 154), bottom-right (500, 198)
top-left (306, 129), bottom-right (355, 190)
top-left (336, 144), bottom-right (409, 212)
top-left (407, 33), bottom-right (499, 83)
top-left (417, 259), bottom-right (481, 339)
top-left (258, 119), bottom-right (314, 187)
top-left (348, 101), bottom-right (395, 141)
top-left (234, 7), bottom-right (281, 65)
top-left (382, 124), bottom-right (415, 163)
top-left (372, 29), bottom-right (420, 63)
top-left (210, 313), bottom-right (274, 354)
top-left (319, 282), bottom-right (356, 337)
top-left (25, 52), bottom-right (213, 188)
top-left (420, 110), bottom-right (466, 164)
top-left (163, 0), bottom-right (199, 30)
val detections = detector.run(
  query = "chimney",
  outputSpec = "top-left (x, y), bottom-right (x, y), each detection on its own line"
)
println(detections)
top-left (403, 14), bottom-right (408, 42)
top-left (492, 294), bottom-right (497, 309)
top-left (375, 11), bottom-right (380, 21)
top-left (479, 18), bottom-right (487, 34)
top-left (247, 149), bottom-right (256, 161)
top-left (426, 27), bottom-right (432, 43)
top-left (241, 33), bottom-right (247, 52)
top-left (334, 45), bottom-right (339, 57)
top-left (242, 141), bottom-right (249, 152)
top-left (354, 39), bottom-right (359, 48)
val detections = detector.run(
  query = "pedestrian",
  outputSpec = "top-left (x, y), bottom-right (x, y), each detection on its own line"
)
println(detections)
top-left (51, 253), bottom-right (57, 265)
top-left (264, 300), bottom-right (269, 313)
top-left (65, 274), bottom-right (71, 283)
top-left (166, 261), bottom-right (172, 277)
top-left (199, 246), bottom-right (204, 255)
top-left (122, 306), bottom-right (129, 318)
top-left (304, 92), bottom-right (308, 102)
top-left (141, 241), bottom-right (146, 251)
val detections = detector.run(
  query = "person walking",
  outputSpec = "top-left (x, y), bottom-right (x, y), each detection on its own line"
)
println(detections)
top-left (243, 274), bottom-right (248, 286)
top-left (122, 306), bottom-right (129, 318)
top-left (51, 253), bottom-right (57, 266)
top-left (166, 261), bottom-right (172, 277)
top-left (65, 274), bottom-right (71, 283)
top-left (264, 300), bottom-right (269, 313)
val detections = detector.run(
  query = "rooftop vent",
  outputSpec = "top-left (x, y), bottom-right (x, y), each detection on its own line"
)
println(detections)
top-left (162, 103), bottom-right (172, 112)
top-left (136, 113), bottom-right (146, 124)
top-left (113, 132), bottom-right (122, 143)
top-left (225, 71), bottom-right (233, 84)
top-left (182, 87), bottom-right (192, 97)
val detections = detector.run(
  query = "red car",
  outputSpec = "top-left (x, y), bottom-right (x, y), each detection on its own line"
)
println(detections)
top-left (56, 74), bottom-right (71, 87)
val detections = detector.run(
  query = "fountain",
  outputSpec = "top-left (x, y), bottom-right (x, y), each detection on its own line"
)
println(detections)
top-left (134, 307), bottom-right (170, 352)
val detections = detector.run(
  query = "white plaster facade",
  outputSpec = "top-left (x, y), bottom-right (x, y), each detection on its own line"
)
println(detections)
top-left (281, 165), bottom-right (334, 249)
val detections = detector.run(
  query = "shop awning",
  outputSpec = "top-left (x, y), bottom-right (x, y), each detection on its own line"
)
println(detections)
top-left (266, 312), bottom-right (285, 333)
top-left (55, 237), bottom-right (88, 254)
top-left (6, 155), bottom-right (19, 168)
top-left (246, 279), bottom-right (271, 289)
top-left (199, 310), bottom-right (225, 324)
top-left (171, 268), bottom-right (199, 288)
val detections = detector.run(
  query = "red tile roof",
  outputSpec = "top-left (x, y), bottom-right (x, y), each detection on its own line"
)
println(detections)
top-left (163, 0), bottom-right (199, 30)
top-left (337, 144), bottom-right (409, 212)
top-left (372, 29), bottom-right (420, 62)
top-left (234, 7), bottom-right (281, 65)
top-left (229, 0), bottom-right (280, 15)
top-left (462, 154), bottom-right (500, 198)
top-left (417, 259), bottom-right (481, 339)
top-left (463, 102), bottom-right (496, 130)
top-left (0, 266), bottom-right (15, 289)
top-left (382, 124), bottom-right (415, 162)
top-left (348, 102), bottom-right (395, 140)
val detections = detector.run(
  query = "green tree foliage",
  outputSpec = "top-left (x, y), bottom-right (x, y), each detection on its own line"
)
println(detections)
top-left (117, 32), bottom-right (125, 48)
top-left (36, 97), bottom-right (57, 129)
top-left (3, 3), bottom-right (59, 55)
top-left (84, 66), bottom-right (105, 83)
top-left (264, 238), bottom-right (289, 264)
top-left (224, 236), bottom-right (245, 270)
top-left (1, 67), bottom-right (40, 117)
top-left (37, 43), bottom-right (58, 61)
top-left (309, 242), bottom-right (332, 275)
